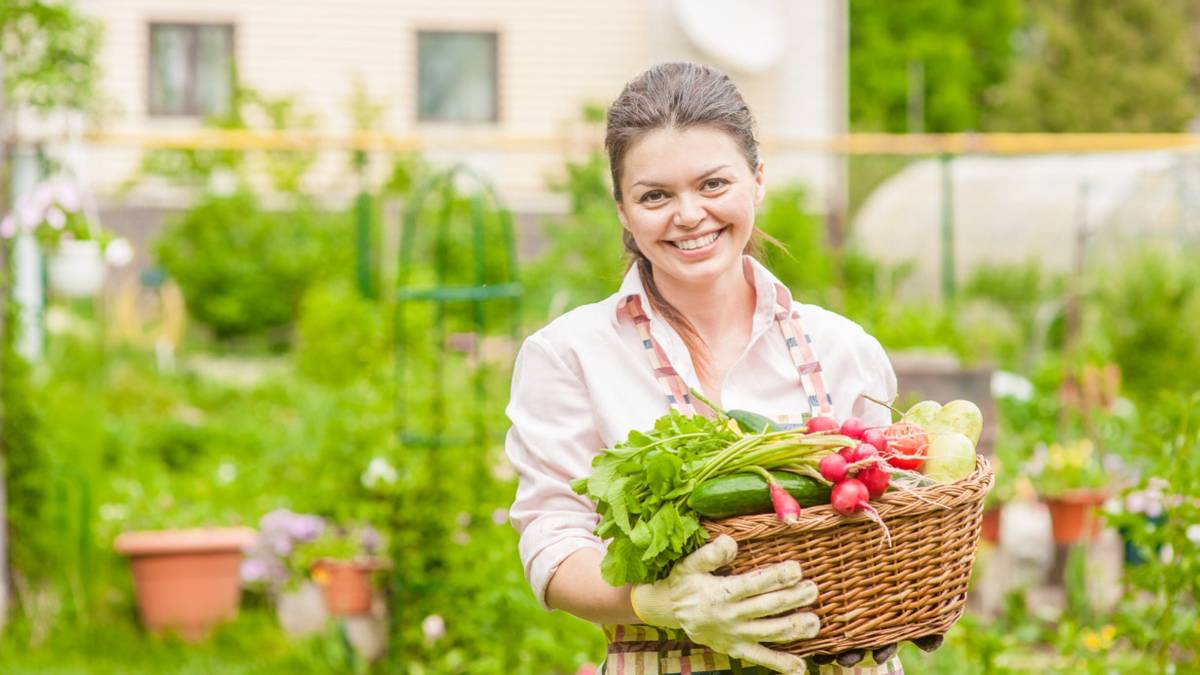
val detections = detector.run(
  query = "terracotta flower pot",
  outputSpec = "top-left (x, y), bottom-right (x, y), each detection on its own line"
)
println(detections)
top-left (981, 506), bottom-right (1002, 543)
top-left (115, 527), bottom-right (258, 641)
top-left (1044, 489), bottom-right (1109, 544)
top-left (311, 559), bottom-right (385, 616)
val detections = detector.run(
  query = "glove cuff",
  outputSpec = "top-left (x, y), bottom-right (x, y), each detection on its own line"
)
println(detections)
top-left (630, 582), bottom-right (679, 628)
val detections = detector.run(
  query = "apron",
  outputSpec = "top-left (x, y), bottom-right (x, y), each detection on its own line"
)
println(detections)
top-left (600, 290), bottom-right (904, 675)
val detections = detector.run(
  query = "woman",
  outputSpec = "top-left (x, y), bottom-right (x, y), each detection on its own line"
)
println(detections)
top-left (506, 62), bottom-right (902, 674)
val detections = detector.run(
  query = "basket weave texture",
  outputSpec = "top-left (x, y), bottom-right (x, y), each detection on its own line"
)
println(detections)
top-left (703, 455), bottom-right (994, 656)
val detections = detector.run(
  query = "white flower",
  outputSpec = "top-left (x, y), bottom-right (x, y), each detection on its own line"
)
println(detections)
top-left (216, 461), bottom-right (237, 485)
top-left (0, 214), bottom-right (16, 238)
top-left (1187, 524), bottom-right (1200, 546)
top-left (492, 508), bottom-right (508, 525)
top-left (361, 457), bottom-right (398, 489)
top-left (99, 503), bottom-right (129, 521)
top-left (1125, 491), bottom-right (1148, 515)
top-left (44, 206), bottom-right (66, 230)
top-left (991, 370), bottom-right (1034, 401)
top-left (54, 180), bottom-right (81, 212)
top-left (422, 614), bottom-right (446, 644)
top-left (104, 238), bottom-right (134, 267)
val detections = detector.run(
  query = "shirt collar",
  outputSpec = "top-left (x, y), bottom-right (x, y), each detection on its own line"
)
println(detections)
top-left (611, 255), bottom-right (795, 330)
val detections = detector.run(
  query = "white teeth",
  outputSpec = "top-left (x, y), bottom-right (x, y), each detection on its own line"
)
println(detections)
top-left (672, 229), bottom-right (721, 251)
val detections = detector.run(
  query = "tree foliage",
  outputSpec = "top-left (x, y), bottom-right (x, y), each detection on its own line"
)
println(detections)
top-left (849, 0), bottom-right (1023, 132)
top-left (990, 0), bottom-right (1200, 131)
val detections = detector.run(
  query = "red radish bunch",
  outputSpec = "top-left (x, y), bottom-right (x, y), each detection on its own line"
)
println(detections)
top-left (814, 416), bottom-right (895, 545)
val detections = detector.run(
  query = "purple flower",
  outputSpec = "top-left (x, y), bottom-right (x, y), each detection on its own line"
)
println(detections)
top-left (359, 526), bottom-right (384, 554)
top-left (286, 514), bottom-right (325, 542)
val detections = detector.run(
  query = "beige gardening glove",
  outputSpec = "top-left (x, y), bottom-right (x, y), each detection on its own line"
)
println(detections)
top-left (630, 534), bottom-right (819, 675)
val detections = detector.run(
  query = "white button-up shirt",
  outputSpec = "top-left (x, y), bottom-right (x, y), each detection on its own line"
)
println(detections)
top-left (505, 256), bottom-right (898, 607)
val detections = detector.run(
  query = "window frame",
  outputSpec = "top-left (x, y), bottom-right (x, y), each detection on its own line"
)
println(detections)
top-left (146, 21), bottom-right (236, 118)
top-left (415, 29), bottom-right (501, 125)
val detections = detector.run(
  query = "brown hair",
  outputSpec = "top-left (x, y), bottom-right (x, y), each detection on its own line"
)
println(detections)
top-left (604, 61), bottom-right (768, 382)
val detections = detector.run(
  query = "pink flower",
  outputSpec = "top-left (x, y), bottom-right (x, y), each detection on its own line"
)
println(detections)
top-left (1187, 524), bottom-right (1200, 546)
top-left (575, 664), bottom-right (597, 675)
top-left (422, 614), bottom-right (446, 644)
top-left (492, 508), bottom-right (508, 525)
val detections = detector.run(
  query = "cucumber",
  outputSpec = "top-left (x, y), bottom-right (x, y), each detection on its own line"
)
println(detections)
top-left (687, 471), bottom-right (831, 519)
top-left (727, 409), bottom-right (778, 434)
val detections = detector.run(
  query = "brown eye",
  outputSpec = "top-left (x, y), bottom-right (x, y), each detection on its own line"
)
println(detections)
top-left (704, 178), bottom-right (728, 190)
top-left (639, 190), bottom-right (665, 203)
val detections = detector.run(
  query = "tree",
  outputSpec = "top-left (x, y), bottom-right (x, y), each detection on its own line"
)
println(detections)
top-left (989, 0), bottom-right (1200, 131)
top-left (0, 0), bottom-right (102, 629)
top-left (849, 0), bottom-right (1023, 132)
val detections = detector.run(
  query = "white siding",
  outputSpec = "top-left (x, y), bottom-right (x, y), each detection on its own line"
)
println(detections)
top-left (67, 0), bottom-right (843, 214)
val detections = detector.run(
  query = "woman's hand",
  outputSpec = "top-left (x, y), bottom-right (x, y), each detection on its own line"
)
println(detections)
top-left (630, 535), bottom-right (819, 675)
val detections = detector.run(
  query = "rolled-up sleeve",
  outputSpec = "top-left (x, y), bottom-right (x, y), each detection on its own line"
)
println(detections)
top-left (850, 333), bottom-right (899, 430)
top-left (505, 334), bottom-right (606, 609)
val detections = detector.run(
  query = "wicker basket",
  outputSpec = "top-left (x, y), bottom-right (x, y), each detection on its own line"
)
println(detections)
top-left (704, 455), bottom-right (994, 656)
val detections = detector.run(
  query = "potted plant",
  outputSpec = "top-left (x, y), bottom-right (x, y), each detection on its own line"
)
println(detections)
top-left (1026, 439), bottom-right (1114, 543)
top-left (114, 525), bottom-right (258, 641)
top-left (292, 525), bottom-right (388, 617)
top-left (0, 175), bottom-right (133, 298)
top-left (240, 509), bottom-right (330, 636)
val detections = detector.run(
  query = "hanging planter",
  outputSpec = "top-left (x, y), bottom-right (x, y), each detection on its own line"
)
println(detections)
top-left (1044, 489), bottom-right (1109, 543)
top-left (115, 527), bottom-right (258, 641)
top-left (48, 238), bottom-right (106, 298)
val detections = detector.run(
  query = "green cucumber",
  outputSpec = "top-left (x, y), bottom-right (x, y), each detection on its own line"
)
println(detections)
top-left (727, 409), bottom-right (778, 434)
top-left (687, 471), bottom-right (831, 519)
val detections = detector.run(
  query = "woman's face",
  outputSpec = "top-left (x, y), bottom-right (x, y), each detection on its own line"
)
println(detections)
top-left (617, 125), bottom-right (765, 290)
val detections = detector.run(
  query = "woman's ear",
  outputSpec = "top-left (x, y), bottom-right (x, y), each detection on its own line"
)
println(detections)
top-left (753, 162), bottom-right (766, 209)
top-left (616, 201), bottom-right (629, 230)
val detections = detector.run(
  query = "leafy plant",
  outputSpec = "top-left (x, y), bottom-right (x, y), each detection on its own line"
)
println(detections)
top-left (153, 189), bottom-right (353, 344)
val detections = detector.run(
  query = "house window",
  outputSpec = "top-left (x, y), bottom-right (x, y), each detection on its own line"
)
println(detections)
top-left (148, 23), bottom-right (234, 117)
top-left (417, 31), bottom-right (498, 123)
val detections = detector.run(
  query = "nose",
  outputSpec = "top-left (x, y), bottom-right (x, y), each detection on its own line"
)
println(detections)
top-left (673, 194), bottom-right (705, 229)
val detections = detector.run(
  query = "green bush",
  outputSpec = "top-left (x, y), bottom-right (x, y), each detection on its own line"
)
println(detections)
top-left (154, 190), bottom-right (353, 344)
top-left (294, 280), bottom-right (387, 386)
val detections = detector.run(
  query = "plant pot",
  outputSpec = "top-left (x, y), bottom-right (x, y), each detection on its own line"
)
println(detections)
top-left (311, 559), bottom-right (385, 617)
top-left (115, 527), bottom-right (258, 641)
top-left (48, 239), bottom-right (106, 298)
top-left (981, 505), bottom-right (1002, 543)
top-left (1044, 489), bottom-right (1109, 544)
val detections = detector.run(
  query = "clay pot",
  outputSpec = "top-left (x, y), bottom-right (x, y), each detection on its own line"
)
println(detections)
top-left (1044, 489), bottom-right (1109, 543)
top-left (981, 506), bottom-right (1002, 543)
top-left (115, 527), bottom-right (258, 641)
top-left (311, 559), bottom-right (386, 616)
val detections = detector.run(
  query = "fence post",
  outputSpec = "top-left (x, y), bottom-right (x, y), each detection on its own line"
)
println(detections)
top-left (354, 148), bottom-right (375, 299)
top-left (940, 153), bottom-right (956, 303)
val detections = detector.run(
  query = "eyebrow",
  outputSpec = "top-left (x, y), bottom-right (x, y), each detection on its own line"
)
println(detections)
top-left (631, 165), bottom-right (731, 189)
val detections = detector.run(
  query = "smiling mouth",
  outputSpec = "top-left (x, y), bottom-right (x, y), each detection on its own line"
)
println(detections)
top-left (669, 227), bottom-right (726, 251)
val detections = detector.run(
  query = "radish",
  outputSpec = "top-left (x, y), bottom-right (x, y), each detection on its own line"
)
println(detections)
top-left (838, 447), bottom-right (855, 462)
top-left (862, 428), bottom-right (888, 453)
top-left (819, 453), bottom-right (849, 483)
top-left (858, 465), bottom-right (891, 499)
top-left (806, 416), bottom-right (839, 433)
top-left (830, 478), bottom-right (894, 547)
top-left (839, 417), bottom-right (867, 440)
top-left (768, 481), bottom-right (802, 524)
top-left (831, 478), bottom-right (870, 516)
top-left (851, 443), bottom-right (879, 463)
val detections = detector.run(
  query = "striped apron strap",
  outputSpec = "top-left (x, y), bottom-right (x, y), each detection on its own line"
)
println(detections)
top-left (772, 287), bottom-right (834, 418)
top-left (618, 294), bottom-right (697, 416)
